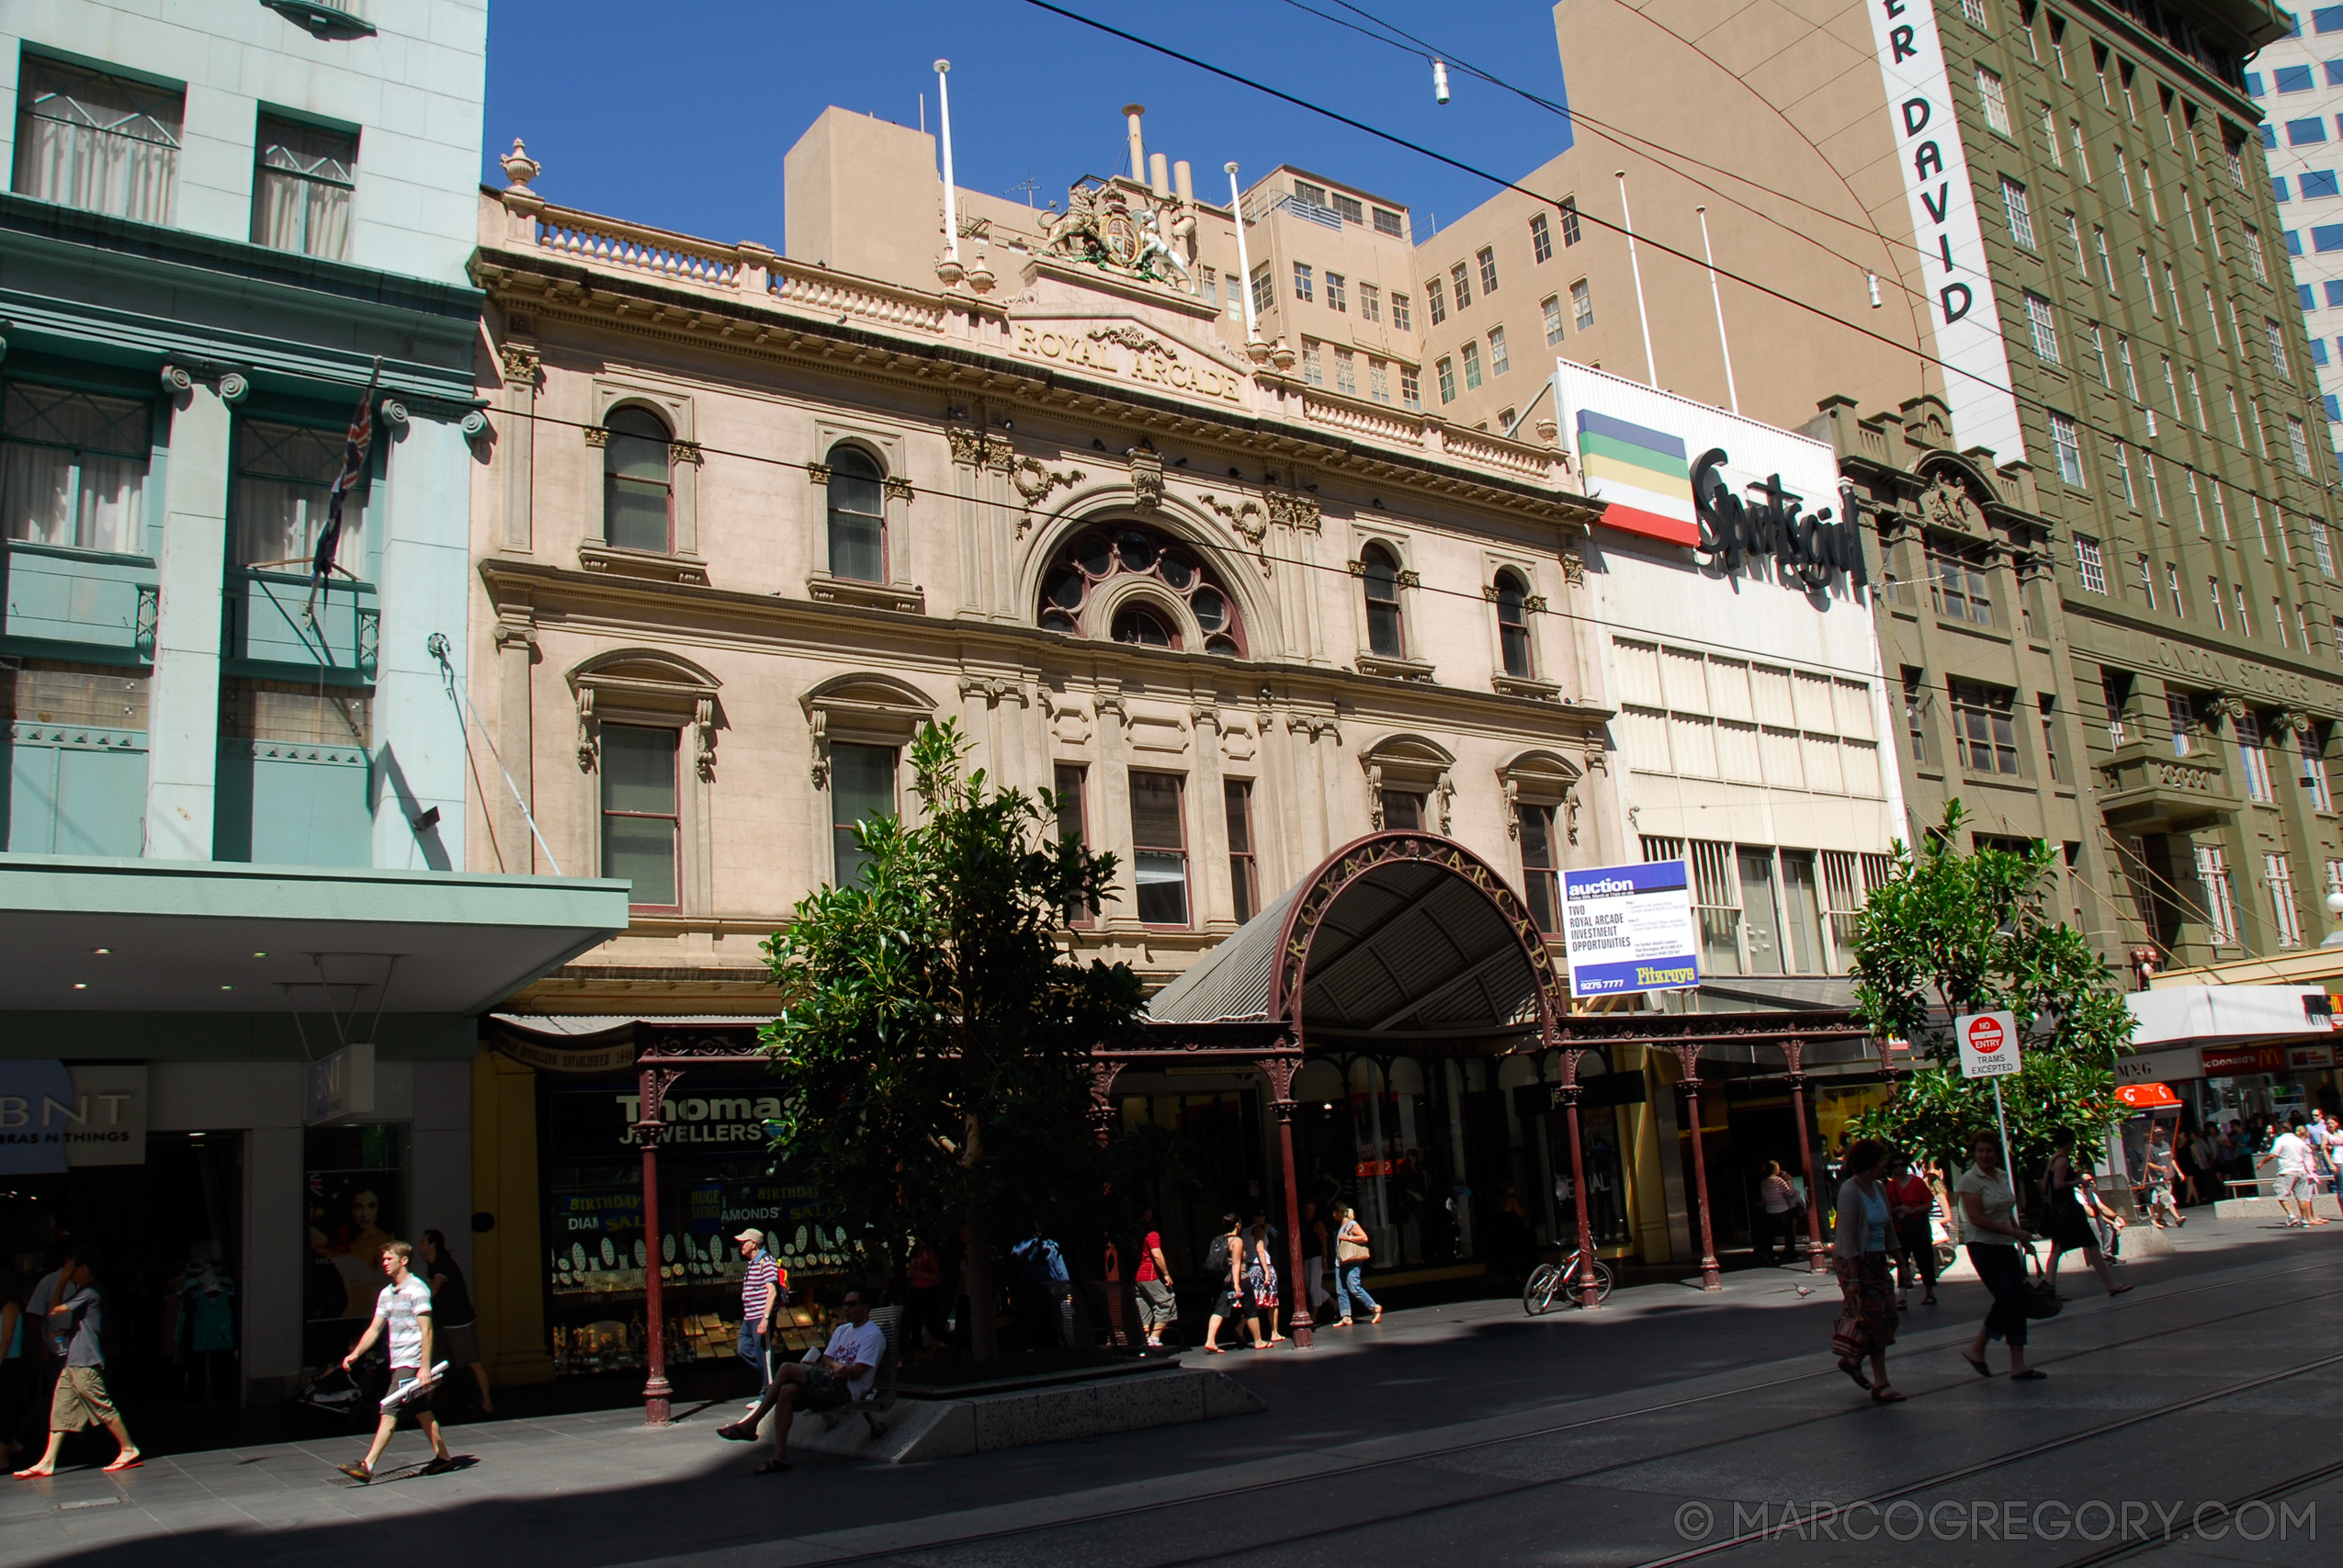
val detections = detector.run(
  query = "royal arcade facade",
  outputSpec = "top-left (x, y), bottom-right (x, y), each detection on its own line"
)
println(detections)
top-left (458, 111), bottom-right (1900, 1390)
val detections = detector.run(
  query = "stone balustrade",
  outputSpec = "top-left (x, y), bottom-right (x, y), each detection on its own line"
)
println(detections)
top-left (531, 209), bottom-right (742, 288)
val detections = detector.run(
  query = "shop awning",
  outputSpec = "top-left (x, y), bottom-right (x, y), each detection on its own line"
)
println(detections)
top-left (2117, 1082), bottom-right (2183, 1110)
top-left (0, 854), bottom-right (630, 1016)
top-left (2125, 985), bottom-right (2335, 1049)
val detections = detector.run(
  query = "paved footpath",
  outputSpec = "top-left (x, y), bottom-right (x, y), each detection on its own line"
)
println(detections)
top-left (7, 1213), bottom-right (2341, 1568)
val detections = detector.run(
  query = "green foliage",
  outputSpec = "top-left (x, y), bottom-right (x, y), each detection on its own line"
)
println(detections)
top-left (1847, 802), bottom-right (2134, 1176)
top-left (756, 720), bottom-right (1147, 1356)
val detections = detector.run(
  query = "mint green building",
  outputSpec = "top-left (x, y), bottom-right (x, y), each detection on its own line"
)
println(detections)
top-left (0, 2), bottom-right (624, 1406)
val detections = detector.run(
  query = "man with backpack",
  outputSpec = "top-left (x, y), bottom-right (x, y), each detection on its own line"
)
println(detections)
top-left (1008, 1226), bottom-right (1071, 1349)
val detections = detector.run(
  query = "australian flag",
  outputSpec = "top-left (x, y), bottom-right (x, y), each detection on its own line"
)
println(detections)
top-left (306, 361), bottom-right (379, 616)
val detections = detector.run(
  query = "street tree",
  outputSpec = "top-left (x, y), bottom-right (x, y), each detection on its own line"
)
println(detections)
top-left (756, 720), bottom-right (1145, 1359)
top-left (1848, 802), bottom-right (2134, 1181)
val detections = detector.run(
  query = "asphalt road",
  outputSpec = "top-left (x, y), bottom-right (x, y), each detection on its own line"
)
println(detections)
top-left (7, 1213), bottom-right (2338, 1568)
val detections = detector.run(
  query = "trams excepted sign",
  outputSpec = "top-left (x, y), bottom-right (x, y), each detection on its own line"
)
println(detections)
top-left (1955, 1011), bottom-right (2021, 1079)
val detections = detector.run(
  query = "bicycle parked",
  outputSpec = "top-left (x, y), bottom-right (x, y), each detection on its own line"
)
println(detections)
top-left (1522, 1247), bottom-right (1616, 1314)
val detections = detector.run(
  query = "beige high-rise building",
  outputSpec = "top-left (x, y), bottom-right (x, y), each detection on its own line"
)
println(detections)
top-left (1422, 0), bottom-right (1936, 438)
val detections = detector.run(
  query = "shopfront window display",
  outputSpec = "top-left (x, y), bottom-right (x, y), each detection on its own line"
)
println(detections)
top-left (540, 1077), bottom-right (855, 1377)
top-left (303, 1123), bottom-right (406, 1370)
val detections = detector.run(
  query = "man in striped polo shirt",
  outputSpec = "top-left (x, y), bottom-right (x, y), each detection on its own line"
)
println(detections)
top-left (737, 1230), bottom-right (780, 1400)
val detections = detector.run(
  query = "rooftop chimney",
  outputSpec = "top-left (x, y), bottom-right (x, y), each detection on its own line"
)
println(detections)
top-left (1123, 104), bottom-right (1146, 184)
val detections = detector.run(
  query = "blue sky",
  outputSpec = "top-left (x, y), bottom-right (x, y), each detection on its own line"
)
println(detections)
top-left (482, 0), bottom-right (1574, 244)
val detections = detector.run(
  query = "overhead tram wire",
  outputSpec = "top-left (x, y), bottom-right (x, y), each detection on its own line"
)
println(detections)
top-left (500, 401), bottom-right (2325, 764)
top-left (1019, 0), bottom-right (2343, 547)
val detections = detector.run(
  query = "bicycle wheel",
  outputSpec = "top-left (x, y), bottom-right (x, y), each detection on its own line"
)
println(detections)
top-left (1522, 1263), bottom-right (1562, 1315)
top-left (1590, 1258), bottom-right (1616, 1303)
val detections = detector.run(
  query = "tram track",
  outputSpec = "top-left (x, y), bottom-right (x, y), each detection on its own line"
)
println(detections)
top-left (744, 1255), bottom-right (2338, 1568)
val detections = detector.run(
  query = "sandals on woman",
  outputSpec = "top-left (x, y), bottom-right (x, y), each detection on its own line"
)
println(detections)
top-left (1837, 1358), bottom-right (1873, 1392)
top-left (1870, 1388), bottom-right (1907, 1404)
top-left (1962, 1351), bottom-right (1992, 1378)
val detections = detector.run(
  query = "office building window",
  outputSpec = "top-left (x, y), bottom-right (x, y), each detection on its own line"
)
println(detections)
top-left (1571, 279), bottom-right (1593, 329)
top-left (2269, 852), bottom-right (2305, 947)
top-left (1361, 543), bottom-right (1406, 657)
top-left (1373, 205), bottom-right (1404, 237)
top-left (2002, 176), bottom-right (2036, 247)
top-left (12, 57), bottom-right (182, 226)
top-left (1225, 779), bottom-right (1259, 924)
top-left (1368, 357), bottom-right (1391, 404)
top-left (2023, 291), bottom-right (2059, 359)
top-left (2049, 411), bottom-right (2085, 484)
top-left (234, 416), bottom-right (368, 573)
top-left (1949, 679), bottom-right (2021, 774)
top-left (1, 383), bottom-right (150, 555)
top-left (2074, 534), bottom-right (2107, 592)
top-left (2289, 415), bottom-right (2315, 474)
top-left (1301, 338), bottom-right (1324, 387)
top-left (1326, 272), bottom-right (1347, 312)
top-left (2197, 845), bottom-right (2239, 944)
top-left (1494, 569), bottom-right (1534, 676)
top-left (1334, 345), bottom-right (1356, 395)
top-left (1542, 294), bottom-right (1565, 344)
top-left (252, 115), bottom-right (356, 260)
top-left (1391, 292), bottom-right (1411, 331)
top-left (1560, 197), bottom-right (1581, 245)
top-left (1360, 282), bottom-right (1381, 321)
top-left (1520, 803), bottom-right (1560, 933)
top-left (1435, 356), bottom-right (1455, 404)
top-left (2237, 709), bottom-right (2274, 801)
top-left (1477, 246), bottom-right (1499, 295)
top-left (2168, 691), bottom-right (2195, 757)
top-left (599, 406), bottom-right (673, 554)
top-left (1979, 66), bottom-right (2013, 134)
top-left (829, 741), bottom-right (897, 889)
top-left (1053, 763), bottom-right (1091, 926)
top-left (2102, 671), bottom-right (2130, 747)
top-left (603, 724), bottom-right (681, 908)
top-left (1451, 261), bottom-right (1472, 308)
top-left (1332, 193), bottom-right (1364, 224)
top-left (1251, 263), bottom-right (1273, 318)
top-left (1929, 543), bottom-right (1996, 625)
top-left (1903, 668), bottom-right (1930, 763)
top-left (1129, 772), bottom-right (1189, 926)
top-left (1293, 262), bottom-right (1313, 302)
top-left (2039, 694), bottom-right (2062, 782)
top-left (1488, 326), bottom-right (1509, 376)
top-left (1530, 211), bottom-right (1553, 262)
top-left (1961, 0), bottom-right (1990, 27)
top-left (1462, 340), bottom-right (1483, 389)
top-left (1426, 278), bottom-right (1446, 324)
top-left (1400, 367), bottom-right (1421, 410)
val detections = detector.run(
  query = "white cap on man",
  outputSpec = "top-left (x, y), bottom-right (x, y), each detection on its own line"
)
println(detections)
top-left (734, 1228), bottom-right (765, 1247)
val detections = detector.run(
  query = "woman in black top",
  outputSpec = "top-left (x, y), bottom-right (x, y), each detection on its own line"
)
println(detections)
top-left (2042, 1130), bottom-right (2129, 1300)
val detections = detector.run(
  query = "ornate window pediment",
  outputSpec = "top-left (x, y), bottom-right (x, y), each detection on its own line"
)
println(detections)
top-left (802, 673), bottom-right (935, 786)
top-left (571, 649), bottom-right (721, 778)
top-left (1363, 734), bottom-right (1457, 832)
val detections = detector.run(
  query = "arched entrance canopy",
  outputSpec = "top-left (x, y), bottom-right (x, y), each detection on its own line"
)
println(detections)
top-left (1144, 832), bottom-right (1602, 1324)
top-left (1147, 831), bottom-right (1567, 1044)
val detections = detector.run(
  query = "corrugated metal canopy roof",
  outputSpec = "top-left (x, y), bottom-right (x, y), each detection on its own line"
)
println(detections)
top-left (1148, 847), bottom-right (1544, 1042)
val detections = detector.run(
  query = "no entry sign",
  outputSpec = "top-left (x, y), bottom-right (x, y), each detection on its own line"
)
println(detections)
top-left (1955, 1010), bottom-right (2020, 1079)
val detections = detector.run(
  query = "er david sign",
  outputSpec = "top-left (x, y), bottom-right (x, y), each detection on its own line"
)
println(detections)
top-left (1956, 1010), bottom-right (2021, 1079)
top-left (1561, 860), bottom-right (1700, 997)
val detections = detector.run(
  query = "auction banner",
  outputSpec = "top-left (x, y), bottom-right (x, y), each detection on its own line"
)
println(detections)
top-left (1560, 861), bottom-right (1701, 997)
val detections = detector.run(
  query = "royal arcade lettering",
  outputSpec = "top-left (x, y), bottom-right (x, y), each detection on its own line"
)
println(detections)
top-left (1692, 448), bottom-right (1866, 592)
top-left (1013, 323), bottom-right (1243, 403)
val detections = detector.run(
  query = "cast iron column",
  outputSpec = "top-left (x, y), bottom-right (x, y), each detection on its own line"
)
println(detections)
top-left (1553, 1047), bottom-right (1602, 1310)
top-left (635, 1066), bottom-right (684, 1425)
top-left (1668, 1043), bottom-right (1722, 1292)
top-left (1090, 1062), bottom-right (1129, 1349)
top-left (1261, 1052), bottom-right (1315, 1348)
top-left (1783, 1039), bottom-right (1828, 1275)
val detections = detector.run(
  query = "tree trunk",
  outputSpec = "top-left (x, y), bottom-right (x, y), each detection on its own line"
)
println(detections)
top-left (962, 1111), bottom-right (1000, 1361)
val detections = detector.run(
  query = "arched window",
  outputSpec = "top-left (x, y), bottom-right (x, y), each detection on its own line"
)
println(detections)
top-left (826, 445), bottom-right (885, 582)
top-left (1035, 523), bottom-right (1248, 657)
top-left (1494, 569), bottom-right (1533, 677)
top-left (603, 406), bottom-right (672, 552)
top-left (1362, 543), bottom-right (1404, 658)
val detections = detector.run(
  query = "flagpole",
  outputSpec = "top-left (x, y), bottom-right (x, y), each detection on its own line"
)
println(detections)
top-left (304, 358), bottom-right (381, 623)
top-left (1616, 171), bottom-right (1658, 389)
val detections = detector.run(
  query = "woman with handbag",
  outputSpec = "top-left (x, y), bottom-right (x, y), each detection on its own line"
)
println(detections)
top-left (1828, 1140), bottom-right (1905, 1403)
top-left (1756, 1162), bottom-right (1800, 1267)
top-left (1958, 1130), bottom-right (2044, 1380)
top-left (1331, 1205), bottom-right (1381, 1326)
top-left (2043, 1127), bottom-right (2132, 1298)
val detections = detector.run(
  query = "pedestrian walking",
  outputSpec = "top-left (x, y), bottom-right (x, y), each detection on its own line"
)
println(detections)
top-left (1885, 1151), bottom-right (1938, 1307)
top-left (1331, 1204), bottom-right (1382, 1326)
top-left (2271, 1114), bottom-right (2324, 1227)
top-left (2325, 1112), bottom-right (2343, 1221)
top-left (717, 1287), bottom-right (884, 1473)
top-left (1301, 1199), bottom-right (1332, 1318)
top-left (905, 1241), bottom-right (949, 1359)
top-left (334, 1241), bottom-right (451, 1483)
top-left (1756, 1161), bottom-right (1801, 1267)
top-left (418, 1231), bottom-right (492, 1416)
top-left (1132, 1209), bottom-right (1176, 1348)
top-left (1957, 1132), bottom-right (2043, 1381)
top-left (2043, 1128), bottom-right (2132, 1298)
top-left (1009, 1226), bottom-right (1073, 1348)
top-left (12, 1247), bottom-right (138, 1477)
top-left (736, 1229), bottom-right (780, 1400)
top-left (1828, 1140), bottom-right (1905, 1403)
top-left (1202, 1214), bottom-right (1258, 1352)
top-left (1246, 1222), bottom-right (1283, 1345)
top-left (2141, 1131), bottom-right (2186, 1229)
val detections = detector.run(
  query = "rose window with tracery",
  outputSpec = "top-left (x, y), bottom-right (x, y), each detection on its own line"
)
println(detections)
top-left (1037, 525), bottom-right (1247, 657)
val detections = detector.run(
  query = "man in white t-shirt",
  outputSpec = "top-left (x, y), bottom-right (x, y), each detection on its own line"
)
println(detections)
top-left (717, 1287), bottom-right (887, 1472)
top-left (2269, 1116), bottom-right (2323, 1228)
top-left (336, 1241), bottom-right (453, 1483)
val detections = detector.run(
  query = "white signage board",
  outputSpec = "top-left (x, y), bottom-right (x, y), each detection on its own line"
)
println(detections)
top-left (1955, 1010), bottom-right (2021, 1079)
top-left (1560, 860), bottom-right (1700, 997)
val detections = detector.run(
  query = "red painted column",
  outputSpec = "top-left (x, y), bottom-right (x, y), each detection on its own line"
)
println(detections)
top-left (636, 1066), bottom-right (681, 1425)
top-left (1785, 1041), bottom-right (1828, 1275)
top-left (1673, 1045), bottom-right (1721, 1292)
top-left (1555, 1048), bottom-right (1600, 1309)
top-left (1262, 1053), bottom-right (1314, 1348)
